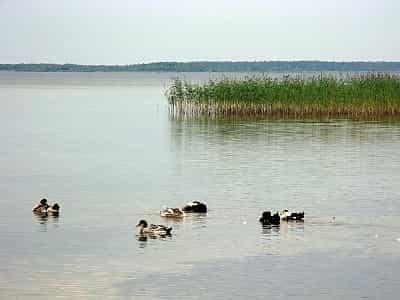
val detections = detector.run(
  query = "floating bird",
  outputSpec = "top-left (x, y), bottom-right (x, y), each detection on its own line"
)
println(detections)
top-left (259, 211), bottom-right (280, 225)
top-left (279, 209), bottom-right (304, 221)
top-left (47, 203), bottom-right (60, 214)
top-left (136, 219), bottom-right (172, 236)
top-left (182, 201), bottom-right (207, 213)
top-left (32, 198), bottom-right (49, 213)
top-left (160, 207), bottom-right (185, 218)
top-left (33, 199), bottom-right (61, 215)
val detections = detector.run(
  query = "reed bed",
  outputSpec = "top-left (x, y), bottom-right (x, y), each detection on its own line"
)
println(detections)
top-left (167, 74), bottom-right (400, 118)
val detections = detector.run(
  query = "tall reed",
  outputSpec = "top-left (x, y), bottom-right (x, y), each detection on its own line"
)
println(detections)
top-left (167, 74), bottom-right (400, 118)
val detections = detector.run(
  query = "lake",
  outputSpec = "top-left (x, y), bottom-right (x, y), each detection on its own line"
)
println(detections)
top-left (0, 71), bottom-right (400, 299)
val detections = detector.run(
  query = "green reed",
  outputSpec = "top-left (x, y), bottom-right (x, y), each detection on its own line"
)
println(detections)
top-left (167, 74), bottom-right (400, 118)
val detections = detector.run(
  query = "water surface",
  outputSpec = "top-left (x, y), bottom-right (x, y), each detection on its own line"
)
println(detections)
top-left (1, 72), bottom-right (400, 299)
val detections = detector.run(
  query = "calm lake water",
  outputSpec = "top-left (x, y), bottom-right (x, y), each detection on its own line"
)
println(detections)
top-left (0, 72), bottom-right (400, 299)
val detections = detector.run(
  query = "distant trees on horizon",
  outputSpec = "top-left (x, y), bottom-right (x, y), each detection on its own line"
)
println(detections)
top-left (1, 61), bottom-right (400, 72)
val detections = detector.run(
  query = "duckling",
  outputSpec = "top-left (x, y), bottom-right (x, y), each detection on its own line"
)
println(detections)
top-left (160, 207), bottom-right (185, 218)
top-left (279, 209), bottom-right (304, 221)
top-left (259, 211), bottom-right (280, 225)
top-left (47, 203), bottom-right (60, 214)
top-left (136, 219), bottom-right (172, 236)
top-left (182, 201), bottom-right (207, 213)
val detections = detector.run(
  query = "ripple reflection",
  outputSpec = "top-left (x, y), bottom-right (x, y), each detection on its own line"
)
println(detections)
top-left (33, 212), bottom-right (59, 231)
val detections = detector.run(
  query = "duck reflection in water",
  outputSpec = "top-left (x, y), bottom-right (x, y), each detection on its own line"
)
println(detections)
top-left (33, 210), bottom-right (59, 231)
top-left (261, 224), bottom-right (281, 236)
top-left (136, 234), bottom-right (149, 248)
top-left (136, 230), bottom-right (172, 249)
top-left (34, 211), bottom-right (50, 225)
top-left (261, 220), bottom-right (305, 237)
top-left (136, 232), bottom-right (169, 242)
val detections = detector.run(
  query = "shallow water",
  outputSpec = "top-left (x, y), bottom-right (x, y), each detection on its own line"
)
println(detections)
top-left (0, 71), bottom-right (400, 299)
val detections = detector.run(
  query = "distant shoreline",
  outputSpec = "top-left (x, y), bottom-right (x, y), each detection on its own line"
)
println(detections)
top-left (1, 61), bottom-right (400, 72)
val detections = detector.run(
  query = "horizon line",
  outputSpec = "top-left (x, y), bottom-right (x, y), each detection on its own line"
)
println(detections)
top-left (2, 60), bottom-right (400, 66)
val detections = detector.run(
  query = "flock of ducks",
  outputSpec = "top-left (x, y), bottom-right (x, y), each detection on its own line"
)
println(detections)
top-left (137, 201), bottom-right (304, 237)
top-left (259, 209), bottom-right (304, 225)
top-left (32, 199), bottom-right (304, 237)
top-left (137, 201), bottom-right (208, 236)
top-left (32, 198), bottom-right (60, 215)
top-left (159, 200), bottom-right (208, 218)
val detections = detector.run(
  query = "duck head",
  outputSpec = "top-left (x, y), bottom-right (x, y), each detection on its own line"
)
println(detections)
top-left (136, 219), bottom-right (148, 228)
top-left (262, 211), bottom-right (272, 219)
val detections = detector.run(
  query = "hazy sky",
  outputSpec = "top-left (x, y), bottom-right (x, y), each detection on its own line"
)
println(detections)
top-left (1, 0), bottom-right (399, 64)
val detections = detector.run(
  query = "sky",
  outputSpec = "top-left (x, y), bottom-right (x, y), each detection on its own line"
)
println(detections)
top-left (1, 0), bottom-right (399, 64)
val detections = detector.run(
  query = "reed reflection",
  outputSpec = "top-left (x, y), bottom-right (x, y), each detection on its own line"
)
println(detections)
top-left (170, 117), bottom-right (400, 148)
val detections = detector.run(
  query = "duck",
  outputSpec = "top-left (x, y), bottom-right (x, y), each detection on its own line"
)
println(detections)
top-left (47, 203), bottom-right (60, 214)
top-left (160, 207), bottom-right (185, 218)
top-left (182, 201), bottom-right (207, 213)
top-left (136, 219), bottom-right (172, 236)
top-left (259, 211), bottom-right (280, 225)
top-left (279, 209), bottom-right (304, 221)
top-left (32, 198), bottom-right (50, 213)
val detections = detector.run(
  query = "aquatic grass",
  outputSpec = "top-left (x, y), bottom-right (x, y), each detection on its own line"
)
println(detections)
top-left (167, 74), bottom-right (400, 118)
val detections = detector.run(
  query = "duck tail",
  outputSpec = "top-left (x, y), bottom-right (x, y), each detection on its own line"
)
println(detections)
top-left (166, 227), bottom-right (173, 234)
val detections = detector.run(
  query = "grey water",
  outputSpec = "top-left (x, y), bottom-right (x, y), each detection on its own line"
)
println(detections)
top-left (0, 71), bottom-right (400, 299)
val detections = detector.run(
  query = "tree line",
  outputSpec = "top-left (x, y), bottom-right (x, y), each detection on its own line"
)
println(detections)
top-left (1, 61), bottom-right (400, 72)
